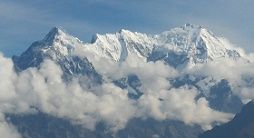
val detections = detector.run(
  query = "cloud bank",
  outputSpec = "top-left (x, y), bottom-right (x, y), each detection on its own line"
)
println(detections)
top-left (0, 51), bottom-right (237, 137)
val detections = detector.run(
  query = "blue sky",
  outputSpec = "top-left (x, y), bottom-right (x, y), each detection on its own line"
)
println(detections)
top-left (0, 0), bottom-right (254, 56)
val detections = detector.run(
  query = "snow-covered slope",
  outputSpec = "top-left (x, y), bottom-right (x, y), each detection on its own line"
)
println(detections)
top-left (149, 24), bottom-right (241, 68)
top-left (85, 24), bottom-right (242, 69)
top-left (13, 27), bottom-right (83, 67)
top-left (12, 27), bottom-right (102, 84)
top-left (86, 29), bottom-right (155, 62)
top-left (85, 24), bottom-right (241, 67)
top-left (13, 24), bottom-right (243, 70)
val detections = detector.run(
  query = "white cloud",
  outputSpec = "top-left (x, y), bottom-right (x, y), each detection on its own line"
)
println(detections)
top-left (185, 58), bottom-right (254, 103)
top-left (137, 87), bottom-right (233, 130)
top-left (0, 51), bottom-right (238, 135)
top-left (73, 52), bottom-right (233, 130)
top-left (0, 115), bottom-right (21, 138)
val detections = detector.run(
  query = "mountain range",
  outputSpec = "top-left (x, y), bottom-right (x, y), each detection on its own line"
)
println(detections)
top-left (5, 24), bottom-right (254, 138)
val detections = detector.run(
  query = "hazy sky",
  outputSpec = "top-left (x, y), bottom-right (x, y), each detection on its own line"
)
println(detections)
top-left (0, 0), bottom-right (253, 56)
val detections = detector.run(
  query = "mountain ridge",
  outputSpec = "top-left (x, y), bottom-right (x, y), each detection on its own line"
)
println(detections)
top-left (7, 24), bottom-right (250, 138)
top-left (13, 24), bottom-right (243, 70)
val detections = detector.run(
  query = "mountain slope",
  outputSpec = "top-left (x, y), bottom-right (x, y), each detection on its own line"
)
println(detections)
top-left (199, 101), bottom-right (254, 138)
top-left (7, 113), bottom-right (203, 138)
top-left (149, 24), bottom-right (240, 68)
top-left (12, 27), bottom-right (102, 85)
top-left (88, 29), bottom-right (154, 62)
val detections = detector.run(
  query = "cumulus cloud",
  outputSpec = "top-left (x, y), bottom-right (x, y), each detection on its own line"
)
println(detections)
top-left (0, 54), bottom-right (22, 138)
top-left (73, 52), bottom-right (233, 129)
top-left (0, 53), bottom-right (136, 132)
top-left (185, 58), bottom-right (254, 103)
top-left (137, 87), bottom-right (233, 130)
top-left (0, 51), bottom-right (237, 136)
top-left (0, 116), bottom-right (21, 138)
top-left (14, 60), bottom-right (135, 131)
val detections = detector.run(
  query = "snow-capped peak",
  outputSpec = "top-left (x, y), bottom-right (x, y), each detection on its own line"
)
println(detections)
top-left (86, 29), bottom-right (155, 61)
top-left (150, 24), bottom-right (241, 68)
top-left (12, 27), bottom-right (85, 71)
top-left (43, 27), bottom-right (66, 42)
top-left (14, 24), bottom-right (243, 71)
top-left (33, 27), bottom-right (83, 58)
